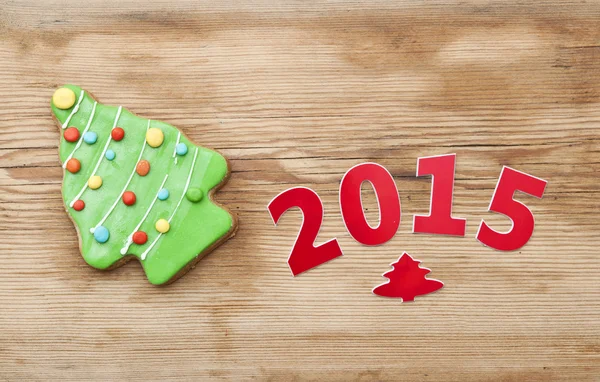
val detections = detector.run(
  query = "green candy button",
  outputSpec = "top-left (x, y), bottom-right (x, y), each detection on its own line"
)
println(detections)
top-left (186, 188), bottom-right (203, 203)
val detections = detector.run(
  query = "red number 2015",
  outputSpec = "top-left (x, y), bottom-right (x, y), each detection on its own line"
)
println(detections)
top-left (268, 154), bottom-right (547, 276)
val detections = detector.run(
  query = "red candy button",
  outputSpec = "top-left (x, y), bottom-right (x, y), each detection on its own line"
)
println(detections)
top-left (73, 200), bottom-right (85, 211)
top-left (122, 191), bottom-right (136, 206)
top-left (112, 127), bottom-right (125, 141)
top-left (64, 127), bottom-right (80, 142)
top-left (132, 231), bottom-right (148, 245)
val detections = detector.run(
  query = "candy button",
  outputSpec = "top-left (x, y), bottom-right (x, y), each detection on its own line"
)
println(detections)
top-left (157, 188), bottom-right (169, 201)
top-left (88, 175), bottom-right (102, 190)
top-left (146, 128), bottom-right (164, 148)
top-left (105, 149), bottom-right (116, 161)
top-left (186, 188), bottom-right (203, 203)
top-left (52, 87), bottom-right (76, 109)
top-left (155, 219), bottom-right (170, 233)
top-left (136, 160), bottom-right (150, 176)
top-left (176, 143), bottom-right (188, 156)
top-left (64, 127), bottom-right (80, 142)
top-left (83, 131), bottom-right (98, 144)
top-left (132, 231), bottom-right (148, 245)
top-left (72, 200), bottom-right (85, 211)
top-left (66, 158), bottom-right (81, 174)
top-left (111, 127), bottom-right (125, 141)
top-left (122, 191), bottom-right (136, 206)
top-left (93, 226), bottom-right (110, 243)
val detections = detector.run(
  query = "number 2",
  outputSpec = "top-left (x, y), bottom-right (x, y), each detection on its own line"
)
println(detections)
top-left (476, 166), bottom-right (547, 251)
top-left (267, 187), bottom-right (343, 276)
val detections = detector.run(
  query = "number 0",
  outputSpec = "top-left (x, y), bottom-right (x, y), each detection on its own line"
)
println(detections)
top-left (340, 163), bottom-right (401, 245)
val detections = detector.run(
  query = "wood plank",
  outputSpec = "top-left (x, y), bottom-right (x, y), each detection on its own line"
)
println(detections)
top-left (0, 1), bottom-right (598, 380)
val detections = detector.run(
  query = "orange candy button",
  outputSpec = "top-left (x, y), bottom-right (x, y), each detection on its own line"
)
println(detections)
top-left (66, 158), bottom-right (81, 173)
top-left (136, 160), bottom-right (150, 176)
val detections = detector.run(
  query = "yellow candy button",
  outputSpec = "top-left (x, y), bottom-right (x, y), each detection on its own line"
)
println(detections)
top-left (53, 87), bottom-right (76, 109)
top-left (146, 128), bottom-right (164, 148)
top-left (88, 175), bottom-right (103, 190)
top-left (155, 218), bottom-right (170, 233)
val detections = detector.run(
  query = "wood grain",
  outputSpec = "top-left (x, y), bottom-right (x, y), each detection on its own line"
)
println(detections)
top-left (1, 1), bottom-right (599, 380)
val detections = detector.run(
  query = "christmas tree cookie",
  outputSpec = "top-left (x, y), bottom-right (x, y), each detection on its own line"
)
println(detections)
top-left (51, 85), bottom-right (237, 285)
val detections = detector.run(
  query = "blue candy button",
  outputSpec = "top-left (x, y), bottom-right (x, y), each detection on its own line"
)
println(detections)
top-left (175, 143), bottom-right (188, 156)
top-left (93, 226), bottom-right (110, 243)
top-left (105, 149), bottom-right (116, 161)
top-left (157, 188), bottom-right (169, 201)
top-left (83, 131), bottom-right (98, 144)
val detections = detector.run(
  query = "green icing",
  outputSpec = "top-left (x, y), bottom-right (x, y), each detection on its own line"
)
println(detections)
top-left (52, 85), bottom-right (235, 285)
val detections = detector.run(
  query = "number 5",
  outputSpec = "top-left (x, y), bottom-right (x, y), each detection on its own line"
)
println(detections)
top-left (477, 167), bottom-right (547, 251)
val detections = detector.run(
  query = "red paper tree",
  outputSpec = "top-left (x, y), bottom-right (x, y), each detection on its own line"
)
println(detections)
top-left (373, 253), bottom-right (443, 301)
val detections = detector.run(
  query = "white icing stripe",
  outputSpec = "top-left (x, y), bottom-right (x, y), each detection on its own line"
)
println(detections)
top-left (140, 232), bottom-right (161, 261)
top-left (120, 173), bottom-right (169, 255)
top-left (172, 132), bottom-right (181, 164)
top-left (141, 147), bottom-right (199, 261)
top-left (61, 90), bottom-right (85, 129)
top-left (168, 147), bottom-right (198, 224)
top-left (63, 101), bottom-right (98, 169)
top-left (69, 106), bottom-right (122, 208)
top-left (91, 120), bottom-right (151, 233)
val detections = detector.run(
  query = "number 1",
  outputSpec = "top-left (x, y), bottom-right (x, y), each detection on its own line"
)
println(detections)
top-left (413, 154), bottom-right (466, 236)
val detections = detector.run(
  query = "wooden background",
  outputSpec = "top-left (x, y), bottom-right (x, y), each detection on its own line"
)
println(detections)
top-left (1, 1), bottom-right (599, 380)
